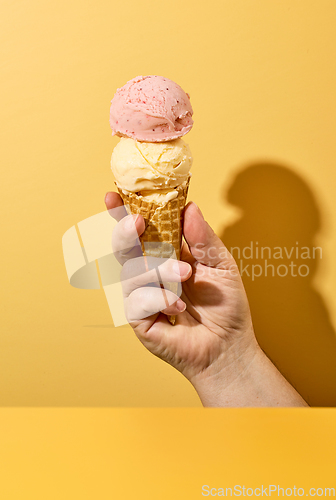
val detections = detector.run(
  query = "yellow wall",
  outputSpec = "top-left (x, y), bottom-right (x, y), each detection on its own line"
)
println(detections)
top-left (2, 0), bottom-right (336, 407)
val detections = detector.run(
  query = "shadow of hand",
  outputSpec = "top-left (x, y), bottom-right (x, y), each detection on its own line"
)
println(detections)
top-left (220, 162), bottom-right (336, 406)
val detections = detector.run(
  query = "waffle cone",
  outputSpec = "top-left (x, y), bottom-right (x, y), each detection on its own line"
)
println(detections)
top-left (117, 177), bottom-right (190, 325)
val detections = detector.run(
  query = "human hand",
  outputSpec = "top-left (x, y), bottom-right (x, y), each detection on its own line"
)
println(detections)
top-left (105, 192), bottom-right (307, 407)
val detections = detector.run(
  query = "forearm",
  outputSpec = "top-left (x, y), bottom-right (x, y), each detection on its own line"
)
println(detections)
top-left (192, 345), bottom-right (308, 408)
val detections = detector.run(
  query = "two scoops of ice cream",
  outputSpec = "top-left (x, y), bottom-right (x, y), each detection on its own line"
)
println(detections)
top-left (109, 75), bottom-right (194, 262)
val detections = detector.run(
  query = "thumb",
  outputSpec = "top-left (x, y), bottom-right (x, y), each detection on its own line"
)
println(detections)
top-left (183, 202), bottom-right (235, 269)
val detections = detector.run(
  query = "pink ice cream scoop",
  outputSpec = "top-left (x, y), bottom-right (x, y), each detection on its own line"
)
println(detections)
top-left (109, 75), bottom-right (193, 142)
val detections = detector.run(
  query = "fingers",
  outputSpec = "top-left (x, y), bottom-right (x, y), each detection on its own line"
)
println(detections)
top-left (105, 191), bottom-right (124, 210)
top-left (111, 212), bottom-right (146, 264)
top-left (180, 240), bottom-right (196, 266)
top-left (104, 191), bottom-right (146, 264)
top-left (105, 192), bottom-right (127, 221)
top-left (110, 210), bottom-right (145, 265)
top-left (183, 202), bottom-right (236, 270)
top-left (125, 286), bottom-right (186, 322)
top-left (104, 191), bottom-right (190, 325)
top-left (121, 257), bottom-right (192, 297)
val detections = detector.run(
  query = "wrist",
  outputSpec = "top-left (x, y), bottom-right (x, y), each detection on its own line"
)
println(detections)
top-left (190, 332), bottom-right (261, 407)
top-left (191, 337), bottom-right (308, 407)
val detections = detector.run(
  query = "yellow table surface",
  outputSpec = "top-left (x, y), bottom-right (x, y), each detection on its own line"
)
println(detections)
top-left (0, 408), bottom-right (335, 499)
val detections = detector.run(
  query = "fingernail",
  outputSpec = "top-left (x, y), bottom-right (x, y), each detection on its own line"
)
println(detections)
top-left (176, 299), bottom-right (186, 312)
top-left (125, 214), bottom-right (139, 230)
top-left (173, 261), bottom-right (190, 277)
top-left (105, 192), bottom-right (111, 204)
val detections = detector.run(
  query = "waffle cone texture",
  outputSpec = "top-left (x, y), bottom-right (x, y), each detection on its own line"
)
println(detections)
top-left (117, 177), bottom-right (190, 325)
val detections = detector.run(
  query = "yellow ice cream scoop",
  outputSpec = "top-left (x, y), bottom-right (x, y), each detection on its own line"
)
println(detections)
top-left (111, 137), bottom-right (192, 194)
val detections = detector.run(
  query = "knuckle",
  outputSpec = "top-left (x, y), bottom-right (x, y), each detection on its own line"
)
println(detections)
top-left (122, 257), bottom-right (153, 282)
top-left (130, 288), bottom-right (154, 316)
top-left (121, 258), bottom-right (135, 280)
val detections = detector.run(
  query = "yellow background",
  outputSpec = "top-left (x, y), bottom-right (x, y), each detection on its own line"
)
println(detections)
top-left (2, 0), bottom-right (336, 408)
top-left (2, 0), bottom-right (336, 496)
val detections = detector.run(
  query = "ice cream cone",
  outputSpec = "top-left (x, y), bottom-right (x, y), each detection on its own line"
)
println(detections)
top-left (110, 75), bottom-right (194, 326)
top-left (117, 177), bottom-right (190, 325)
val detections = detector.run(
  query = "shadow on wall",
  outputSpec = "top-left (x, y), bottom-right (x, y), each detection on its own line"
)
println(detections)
top-left (220, 162), bottom-right (336, 407)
